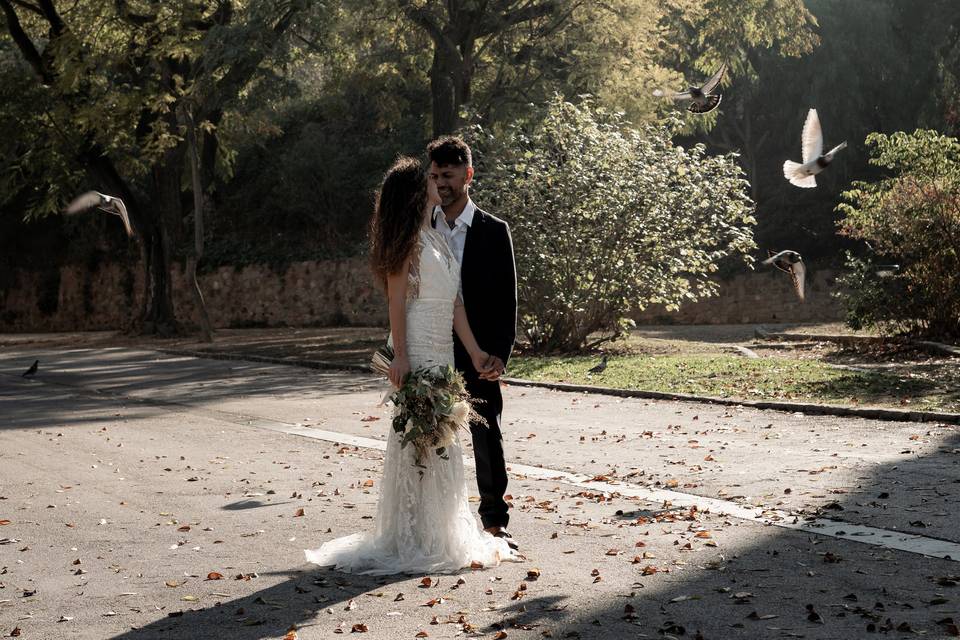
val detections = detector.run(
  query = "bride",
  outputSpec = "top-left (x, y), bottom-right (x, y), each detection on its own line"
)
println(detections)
top-left (304, 156), bottom-right (517, 574)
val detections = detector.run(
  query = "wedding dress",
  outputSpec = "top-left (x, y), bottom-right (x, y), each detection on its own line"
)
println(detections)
top-left (304, 225), bottom-right (515, 574)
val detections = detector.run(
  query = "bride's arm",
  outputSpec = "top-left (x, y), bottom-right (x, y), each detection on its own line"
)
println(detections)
top-left (453, 295), bottom-right (493, 374)
top-left (386, 259), bottom-right (412, 387)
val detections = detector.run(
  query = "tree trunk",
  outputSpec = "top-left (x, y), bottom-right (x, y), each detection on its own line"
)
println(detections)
top-left (141, 222), bottom-right (177, 335)
top-left (430, 48), bottom-right (459, 137)
top-left (142, 152), bottom-right (183, 336)
top-left (185, 110), bottom-right (213, 342)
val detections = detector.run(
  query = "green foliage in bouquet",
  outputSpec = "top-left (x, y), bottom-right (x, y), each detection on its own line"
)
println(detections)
top-left (371, 345), bottom-right (485, 467)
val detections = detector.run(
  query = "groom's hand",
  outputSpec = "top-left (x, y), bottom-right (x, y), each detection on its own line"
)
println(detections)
top-left (479, 355), bottom-right (505, 381)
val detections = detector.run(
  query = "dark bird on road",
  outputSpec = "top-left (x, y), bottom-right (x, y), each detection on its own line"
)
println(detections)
top-left (588, 355), bottom-right (608, 375)
top-left (22, 360), bottom-right (38, 378)
top-left (654, 64), bottom-right (727, 114)
top-left (65, 191), bottom-right (134, 237)
top-left (763, 250), bottom-right (806, 301)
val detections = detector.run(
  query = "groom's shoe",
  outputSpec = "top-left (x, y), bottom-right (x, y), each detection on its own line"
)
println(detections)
top-left (485, 526), bottom-right (519, 551)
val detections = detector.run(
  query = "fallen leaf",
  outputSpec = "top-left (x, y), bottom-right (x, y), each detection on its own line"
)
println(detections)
top-left (294, 508), bottom-right (305, 517)
top-left (416, 632), bottom-right (429, 638)
top-left (0, 521), bottom-right (9, 526)
top-left (165, 580), bottom-right (180, 588)
top-left (283, 626), bottom-right (299, 640)
top-left (494, 632), bottom-right (508, 640)
top-left (605, 549), bottom-right (619, 556)
top-left (746, 612), bottom-right (778, 620)
top-left (350, 623), bottom-right (368, 633)
top-left (419, 577), bottom-right (432, 588)
top-left (206, 572), bottom-right (224, 581)
top-left (10, 627), bottom-right (21, 637)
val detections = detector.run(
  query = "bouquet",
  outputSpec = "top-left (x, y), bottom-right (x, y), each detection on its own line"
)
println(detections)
top-left (371, 344), bottom-right (485, 467)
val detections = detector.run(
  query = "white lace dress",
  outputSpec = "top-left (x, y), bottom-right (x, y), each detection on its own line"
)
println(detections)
top-left (304, 226), bottom-right (516, 575)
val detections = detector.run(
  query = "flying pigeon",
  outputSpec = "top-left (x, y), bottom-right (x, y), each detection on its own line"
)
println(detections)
top-left (874, 264), bottom-right (900, 278)
top-left (21, 360), bottom-right (38, 378)
top-left (654, 64), bottom-right (727, 114)
top-left (783, 109), bottom-right (847, 188)
top-left (587, 355), bottom-right (608, 375)
top-left (764, 250), bottom-right (806, 301)
top-left (65, 191), bottom-right (134, 237)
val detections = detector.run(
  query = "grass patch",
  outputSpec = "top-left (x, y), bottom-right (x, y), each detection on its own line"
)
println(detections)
top-left (509, 354), bottom-right (958, 413)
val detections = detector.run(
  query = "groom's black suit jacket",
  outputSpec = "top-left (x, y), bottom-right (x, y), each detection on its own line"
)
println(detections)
top-left (448, 208), bottom-right (517, 377)
top-left (437, 205), bottom-right (517, 528)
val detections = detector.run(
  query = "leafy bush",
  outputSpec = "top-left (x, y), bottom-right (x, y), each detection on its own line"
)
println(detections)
top-left (837, 130), bottom-right (960, 339)
top-left (469, 95), bottom-right (756, 353)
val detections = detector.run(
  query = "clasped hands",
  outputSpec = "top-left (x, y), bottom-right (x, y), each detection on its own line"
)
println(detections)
top-left (470, 350), bottom-right (505, 381)
top-left (387, 350), bottom-right (505, 388)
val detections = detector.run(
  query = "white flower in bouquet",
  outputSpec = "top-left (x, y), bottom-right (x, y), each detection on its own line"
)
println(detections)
top-left (450, 400), bottom-right (471, 428)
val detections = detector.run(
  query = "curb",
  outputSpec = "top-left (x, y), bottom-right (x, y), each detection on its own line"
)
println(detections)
top-left (755, 329), bottom-right (960, 358)
top-left (501, 377), bottom-right (960, 425)
top-left (157, 347), bottom-right (960, 426)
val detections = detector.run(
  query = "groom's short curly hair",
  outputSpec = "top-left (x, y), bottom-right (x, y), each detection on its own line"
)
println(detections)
top-left (427, 136), bottom-right (472, 167)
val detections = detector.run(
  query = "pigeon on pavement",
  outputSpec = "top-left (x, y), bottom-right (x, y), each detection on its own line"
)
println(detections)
top-left (21, 360), bottom-right (38, 378)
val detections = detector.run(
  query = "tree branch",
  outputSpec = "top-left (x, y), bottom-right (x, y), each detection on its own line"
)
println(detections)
top-left (114, 0), bottom-right (157, 27)
top-left (398, 0), bottom-right (460, 59)
top-left (36, 0), bottom-right (65, 35)
top-left (9, 0), bottom-right (42, 15)
top-left (201, 3), bottom-right (301, 116)
top-left (477, 0), bottom-right (557, 37)
top-left (0, 0), bottom-right (54, 83)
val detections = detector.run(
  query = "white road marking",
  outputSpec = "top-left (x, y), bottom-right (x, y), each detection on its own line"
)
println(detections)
top-left (253, 420), bottom-right (960, 563)
top-left (9, 365), bottom-right (957, 564)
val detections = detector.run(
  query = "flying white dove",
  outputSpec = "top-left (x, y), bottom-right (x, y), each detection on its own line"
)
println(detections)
top-left (64, 191), bottom-right (134, 237)
top-left (653, 64), bottom-right (727, 114)
top-left (764, 250), bottom-right (806, 302)
top-left (783, 109), bottom-right (847, 188)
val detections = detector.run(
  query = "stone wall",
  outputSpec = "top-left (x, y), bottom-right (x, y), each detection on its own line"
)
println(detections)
top-left (0, 258), bottom-right (387, 332)
top-left (0, 261), bottom-right (844, 332)
top-left (631, 268), bottom-right (844, 325)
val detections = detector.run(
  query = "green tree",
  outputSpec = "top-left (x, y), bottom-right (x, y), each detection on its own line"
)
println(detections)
top-left (0, 0), bottom-right (324, 333)
top-left (389, 0), bottom-right (818, 137)
top-left (837, 130), bottom-right (960, 338)
top-left (470, 95), bottom-right (756, 353)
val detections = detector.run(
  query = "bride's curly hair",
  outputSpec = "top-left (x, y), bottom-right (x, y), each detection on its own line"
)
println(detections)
top-left (369, 156), bottom-right (427, 287)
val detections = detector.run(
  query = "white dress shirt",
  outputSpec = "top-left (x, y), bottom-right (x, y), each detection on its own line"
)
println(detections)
top-left (433, 198), bottom-right (475, 267)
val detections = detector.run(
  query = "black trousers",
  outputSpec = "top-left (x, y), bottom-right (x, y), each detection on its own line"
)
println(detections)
top-left (464, 375), bottom-right (510, 529)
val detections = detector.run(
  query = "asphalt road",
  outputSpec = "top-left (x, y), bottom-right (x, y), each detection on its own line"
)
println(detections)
top-left (1, 346), bottom-right (958, 639)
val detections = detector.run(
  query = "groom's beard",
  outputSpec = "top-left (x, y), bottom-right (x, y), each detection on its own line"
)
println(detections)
top-left (439, 189), bottom-right (466, 207)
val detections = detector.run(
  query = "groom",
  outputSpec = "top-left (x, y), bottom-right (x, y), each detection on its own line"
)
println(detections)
top-left (427, 136), bottom-right (519, 549)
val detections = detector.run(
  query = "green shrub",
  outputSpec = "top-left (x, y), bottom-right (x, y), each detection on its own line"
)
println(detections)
top-left (470, 95), bottom-right (756, 353)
